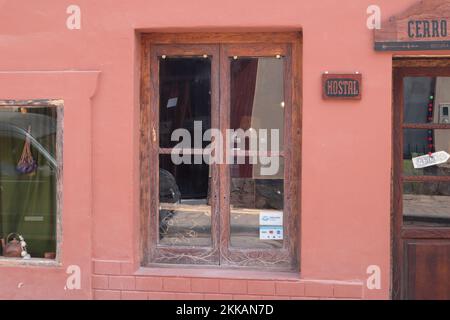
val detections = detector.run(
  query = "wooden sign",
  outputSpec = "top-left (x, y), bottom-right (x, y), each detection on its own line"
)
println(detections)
top-left (375, 0), bottom-right (450, 51)
top-left (322, 74), bottom-right (362, 100)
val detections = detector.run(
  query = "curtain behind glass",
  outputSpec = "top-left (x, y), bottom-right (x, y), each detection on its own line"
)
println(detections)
top-left (0, 107), bottom-right (57, 258)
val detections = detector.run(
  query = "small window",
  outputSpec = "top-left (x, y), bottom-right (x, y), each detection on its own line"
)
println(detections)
top-left (141, 34), bottom-right (301, 270)
top-left (0, 101), bottom-right (61, 260)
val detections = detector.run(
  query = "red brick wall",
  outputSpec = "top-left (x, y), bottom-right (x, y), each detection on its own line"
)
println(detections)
top-left (92, 260), bottom-right (364, 300)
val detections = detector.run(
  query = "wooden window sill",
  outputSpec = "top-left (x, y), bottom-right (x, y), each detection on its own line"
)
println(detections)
top-left (0, 257), bottom-right (61, 267)
top-left (136, 265), bottom-right (300, 280)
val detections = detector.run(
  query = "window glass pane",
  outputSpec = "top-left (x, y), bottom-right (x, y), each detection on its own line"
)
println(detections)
top-left (158, 154), bottom-right (211, 247)
top-left (230, 57), bottom-right (284, 152)
top-left (159, 57), bottom-right (211, 148)
top-left (0, 106), bottom-right (58, 259)
top-left (230, 157), bottom-right (284, 249)
top-left (403, 129), bottom-right (450, 177)
top-left (404, 77), bottom-right (450, 124)
top-left (403, 181), bottom-right (450, 227)
top-left (229, 57), bottom-right (285, 250)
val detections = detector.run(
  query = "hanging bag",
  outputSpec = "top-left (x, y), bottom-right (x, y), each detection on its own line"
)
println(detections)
top-left (16, 125), bottom-right (37, 175)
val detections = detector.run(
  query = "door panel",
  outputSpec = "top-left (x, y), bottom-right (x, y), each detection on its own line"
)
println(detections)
top-left (405, 241), bottom-right (450, 300)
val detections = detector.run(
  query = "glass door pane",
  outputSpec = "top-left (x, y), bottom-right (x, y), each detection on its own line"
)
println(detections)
top-left (402, 76), bottom-right (450, 227)
top-left (158, 56), bottom-right (213, 247)
top-left (228, 56), bottom-right (285, 249)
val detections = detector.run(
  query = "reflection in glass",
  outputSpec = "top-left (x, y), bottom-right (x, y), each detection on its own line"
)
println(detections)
top-left (403, 181), bottom-right (450, 227)
top-left (159, 57), bottom-right (211, 149)
top-left (158, 155), bottom-right (211, 247)
top-left (230, 57), bottom-right (284, 152)
top-left (230, 158), bottom-right (284, 249)
top-left (404, 77), bottom-right (450, 124)
top-left (404, 77), bottom-right (435, 124)
top-left (0, 107), bottom-right (57, 258)
top-left (229, 57), bottom-right (285, 249)
top-left (403, 129), bottom-right (450, 177)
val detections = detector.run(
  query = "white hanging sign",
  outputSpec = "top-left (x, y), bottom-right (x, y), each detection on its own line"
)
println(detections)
top-left (167, 97), bottom-right (178, 108)
top-left (412, 151), bottom-right (450, 169)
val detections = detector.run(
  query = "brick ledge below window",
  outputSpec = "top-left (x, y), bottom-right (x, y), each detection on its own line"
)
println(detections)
top-left (92, 259), bottom-right (364, 299)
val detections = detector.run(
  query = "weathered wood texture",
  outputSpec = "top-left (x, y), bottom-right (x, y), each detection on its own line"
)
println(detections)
top-left (375, 0), bottom-right (450, 51)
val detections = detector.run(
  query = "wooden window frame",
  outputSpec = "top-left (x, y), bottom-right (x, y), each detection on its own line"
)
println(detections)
top-left (392, 60), bottom-right (450, 299)
top-left (140, 33), bottom-right (302, 271)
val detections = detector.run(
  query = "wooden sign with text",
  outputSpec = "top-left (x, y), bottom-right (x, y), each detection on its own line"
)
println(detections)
top-left (322, 74), bottom-right (362, 100)
top-left (375, 0), bottom-right (450, 51)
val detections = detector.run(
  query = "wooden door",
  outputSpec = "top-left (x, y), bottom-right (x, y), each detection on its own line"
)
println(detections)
top-left (393, 59), bottom-right (450, 300)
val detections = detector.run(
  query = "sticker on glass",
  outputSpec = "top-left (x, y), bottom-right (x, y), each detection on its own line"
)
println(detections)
top-left (260, 226), bottom-right (283, 240)
top-left (259, 211), bottom-right (283, 226)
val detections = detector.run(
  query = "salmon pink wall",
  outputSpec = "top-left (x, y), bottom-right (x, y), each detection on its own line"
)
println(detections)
top-left (0, 0), bottom-right (447, 300)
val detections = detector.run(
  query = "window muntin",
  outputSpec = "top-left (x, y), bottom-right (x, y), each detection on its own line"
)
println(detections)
top-left (0, 103), bottom-right (60, 260)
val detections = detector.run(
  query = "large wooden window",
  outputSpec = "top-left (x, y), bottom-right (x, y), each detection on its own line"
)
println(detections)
top-left (141, 33), bottom-right (301, 270)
